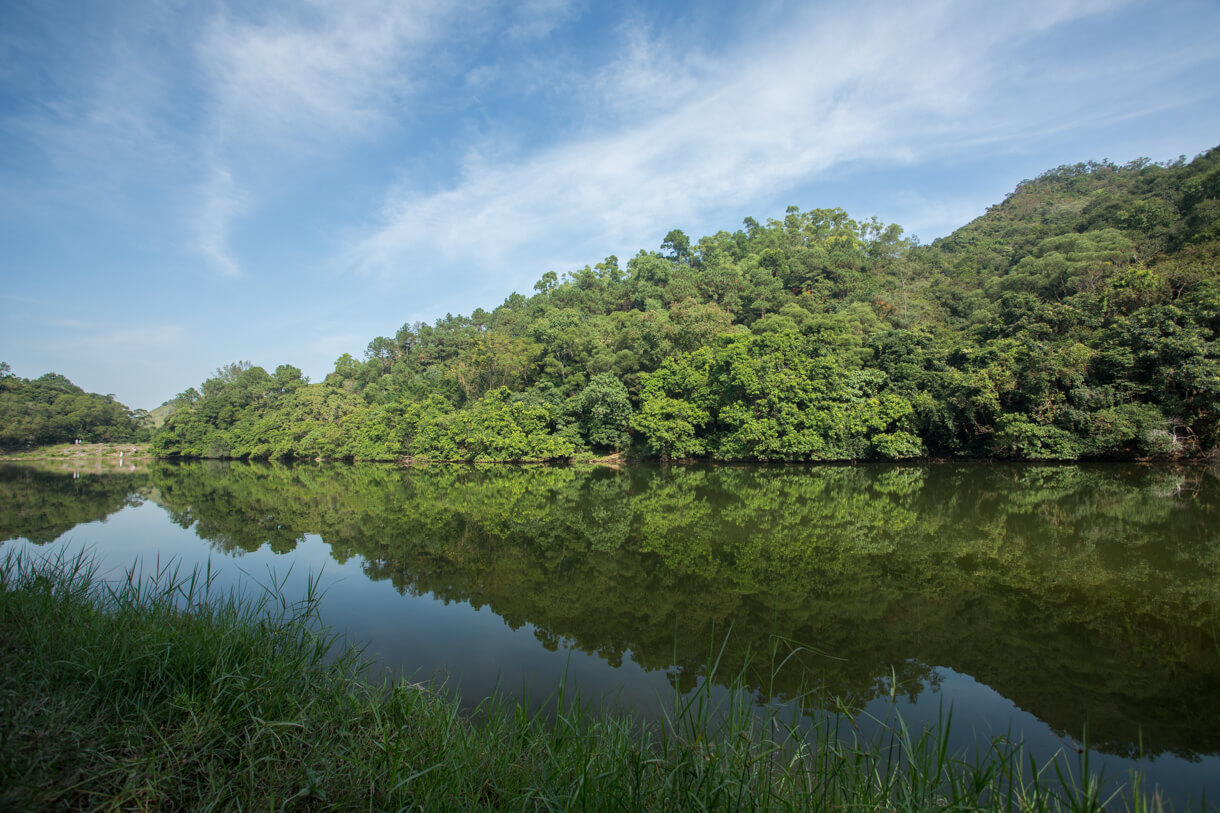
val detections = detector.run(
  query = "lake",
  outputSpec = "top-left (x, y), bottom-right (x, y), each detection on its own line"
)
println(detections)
top-left (2, 459), bottom-right (1218, 806)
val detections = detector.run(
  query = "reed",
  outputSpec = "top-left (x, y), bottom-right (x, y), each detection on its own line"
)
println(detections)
top-left (0, 549), bottom-right (1195, 811)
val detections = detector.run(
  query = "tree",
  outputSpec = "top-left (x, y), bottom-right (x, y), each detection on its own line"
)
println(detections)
top-left (577, 374), bottom-right (633, 452)
top-left (0, 369), bottom-right (147, 448)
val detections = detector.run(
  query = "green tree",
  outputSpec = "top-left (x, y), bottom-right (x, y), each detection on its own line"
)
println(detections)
top-left (576, 374), bottom-right (634, 452)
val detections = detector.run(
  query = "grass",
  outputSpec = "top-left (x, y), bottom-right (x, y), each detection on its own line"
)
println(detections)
top-left (0, 549), bottom-right (1201, 811)
top-left (0, 442), bottom-right (150, 465)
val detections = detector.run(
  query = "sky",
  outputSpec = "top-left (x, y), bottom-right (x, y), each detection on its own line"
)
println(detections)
top-left (1, 0), bottom-right (1218, 410)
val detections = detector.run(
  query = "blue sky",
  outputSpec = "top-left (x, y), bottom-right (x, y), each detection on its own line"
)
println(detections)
top-left (1, 0), bottom-right (1218, 409)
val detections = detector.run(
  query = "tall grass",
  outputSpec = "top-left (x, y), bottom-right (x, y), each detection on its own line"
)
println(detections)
top-left (0, 549), bottom-right (1197, 810)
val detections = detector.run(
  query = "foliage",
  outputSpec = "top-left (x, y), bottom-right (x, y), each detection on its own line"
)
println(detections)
top-left (151, 146), bottom-right (1220, 461)
top-left (576, 373), bottom-right (634, 451)
top-left (0, 367), bottom-right (149, 449)
top-left (633, 332), bottom-right (923, 460)
top-left (408, 387), bottom-right (577, 461)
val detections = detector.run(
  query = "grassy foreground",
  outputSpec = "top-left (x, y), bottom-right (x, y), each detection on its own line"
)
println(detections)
top-left (0, 551), bottom-right (1188, 811)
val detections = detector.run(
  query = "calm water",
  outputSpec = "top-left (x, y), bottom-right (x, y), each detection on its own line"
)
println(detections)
top-left (3, 460), bottom-right (1219, 806)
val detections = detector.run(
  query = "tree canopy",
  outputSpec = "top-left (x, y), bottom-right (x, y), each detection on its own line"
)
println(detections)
top-left (0, 365), bottom-right (149, 449)
top-left (152, 147), bottom-right (1220, 462)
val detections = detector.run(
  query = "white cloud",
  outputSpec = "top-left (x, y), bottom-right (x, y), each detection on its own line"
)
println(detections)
top-left (342, 1), bottom-right (986, 277)
top-left (48, 318), bottom-right (91, 329)
top-left (504, 0), bottom-right (577, 42)
top-left (199, 0), bottom-right (470, 150)
top-left (343, 0), bottom-right (1208, 293)
top-left (587, 21), bottom-right (709, 123)
top-left (185, 0), bottom-right (490, 276)
top-left (194, 165), bottom-right (248, 277)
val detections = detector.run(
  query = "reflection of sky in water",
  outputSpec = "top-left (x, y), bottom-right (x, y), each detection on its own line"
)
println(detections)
top-left (858, 670), bottom-right (1220, 806)
top-left (5, 495), bottom-right (1218, 809)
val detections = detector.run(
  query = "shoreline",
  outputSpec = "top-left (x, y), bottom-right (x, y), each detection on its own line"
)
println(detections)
top-left (4, 443), bottom-right (1213, 471)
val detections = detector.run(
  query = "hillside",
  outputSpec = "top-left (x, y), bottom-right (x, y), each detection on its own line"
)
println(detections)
top-left (152, 147), bottom-right (1220, 462)
top-left (0, 364), bottom-right (150, 449)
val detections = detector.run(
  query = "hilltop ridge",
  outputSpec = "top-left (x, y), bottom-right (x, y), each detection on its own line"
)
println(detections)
top-left (138, 146), bottom-right (1220, 461)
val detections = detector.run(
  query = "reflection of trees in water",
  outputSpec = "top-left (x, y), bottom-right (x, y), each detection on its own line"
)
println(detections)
top-left (0, 466), bottom-right (148, 545)
top-left (9, 459), bottom-right (1220, 758)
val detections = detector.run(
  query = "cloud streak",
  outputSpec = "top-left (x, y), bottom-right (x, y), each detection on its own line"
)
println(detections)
top-left (0, 3), bottom-right (194, 220)
top-left (185, 0), bottom-right (504, 274)
top-left (193, 165), bottom-right (247, 277)
top-left (344, 0), bottom-right (1163, 290)
top-left (199, 1), bottom-right (459, 149)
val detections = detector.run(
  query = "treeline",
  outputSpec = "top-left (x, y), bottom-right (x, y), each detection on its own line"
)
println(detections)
top-left (0, 363), bottom-right (149, 449)
top-left (154, 147), bottom-right (1220, 461)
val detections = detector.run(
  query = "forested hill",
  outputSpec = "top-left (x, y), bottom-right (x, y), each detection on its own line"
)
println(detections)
top-left (153, 147), bottom-right (1220, 462)
top-left (0, 363), bottom-right (150, 449)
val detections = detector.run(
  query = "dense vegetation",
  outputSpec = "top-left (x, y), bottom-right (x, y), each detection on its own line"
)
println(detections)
top-left (153, 148), bottom-right (1220, 461)
top-left (0, 363), bottom-right (149, 449)
top-left (1, 549), bottom-right (1176, 810)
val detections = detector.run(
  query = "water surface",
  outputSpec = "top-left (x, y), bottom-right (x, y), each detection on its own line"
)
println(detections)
top-left (3, 460), bottom-right (1218, 805)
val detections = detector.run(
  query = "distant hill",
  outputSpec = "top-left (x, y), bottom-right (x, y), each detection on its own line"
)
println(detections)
top-left (148, 402), bottom-right (177, 430)
top-left (0, 364), bottom-right (150, 449)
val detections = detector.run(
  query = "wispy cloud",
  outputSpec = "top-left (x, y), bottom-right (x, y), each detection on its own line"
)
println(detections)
top-left (198, 0), bottom-right (471, 150)
top-left (193, 165), bottom-right (247, 277)
top-left (0, 3), bottom-right (193, 216)
top-left (4, 1), bottom-right (481, 274)
top-left (504, 0), bottom-right (577, 42)
top-left (49, 318), bottom-right (91, 329)
top-left (347, 0), bottom-right (1140, 283)
top-left (48, 322), bottom-right (186, 354)
top-left (187, 0), bottom-right (484, 273)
